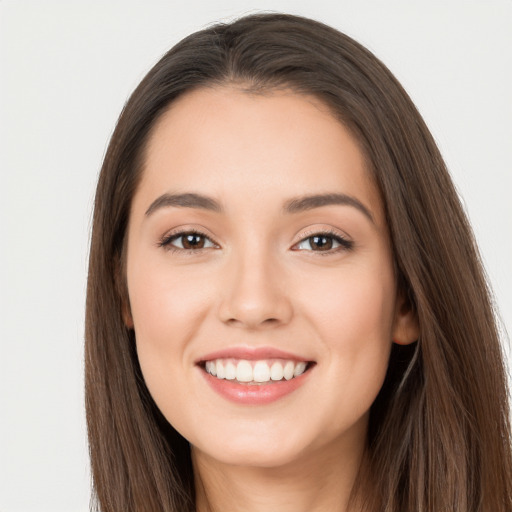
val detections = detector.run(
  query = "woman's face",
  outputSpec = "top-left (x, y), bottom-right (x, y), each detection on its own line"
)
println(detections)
top-left (125, 87), bottom-right (417, 468)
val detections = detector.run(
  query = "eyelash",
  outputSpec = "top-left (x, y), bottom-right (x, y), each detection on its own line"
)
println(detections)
top-left (293, 229), bottom-right (354, 254)
top-left (158, 229), bottom-right (354, 254)
top-left (158, 229), bottom-right (217, 254)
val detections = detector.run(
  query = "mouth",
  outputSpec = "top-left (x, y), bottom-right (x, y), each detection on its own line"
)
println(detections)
top-left (196, 347), bottom-right (316, 404)
top-left (198, 358), bottom-right (315, 385)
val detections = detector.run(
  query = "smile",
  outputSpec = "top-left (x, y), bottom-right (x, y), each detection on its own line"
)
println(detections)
top-left (204, 358), bottom-right (309, 384)
top-left (197, 348), bottom-right (315, 404)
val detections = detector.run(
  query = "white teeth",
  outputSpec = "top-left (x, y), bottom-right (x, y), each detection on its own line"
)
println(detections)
top-left (294, 361), bottom-right (307, 377)
top-left (216, 360), bottom-right (225, 379)
top-left (225, 361), bottom-right (236, 380)
top-left (270, 362), bottom-right (284, 381)
top-left (283, 361), bottom-right (295, 380)
top-left (236, 361), bottom-right (253, 382)
top-left (204, 358), bottom-right (309, 383)
top-left (253, 361), bottom-right (271, 382)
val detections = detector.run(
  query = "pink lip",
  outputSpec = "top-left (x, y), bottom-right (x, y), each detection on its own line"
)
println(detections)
top-left (196, 346), bottom-right (310, 364)
top-left (196, 346), bottom-right (315, 405)
top-left (195, 346), bottom-right (314, 405)
top-left (199, 366), bottom-right (313, 405)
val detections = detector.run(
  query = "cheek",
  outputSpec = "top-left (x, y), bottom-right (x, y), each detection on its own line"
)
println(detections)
top-left (300, 262), bottom-right (396, 343)
top-left (126, 259), bottom-right (214, 426)
top-left (126, 255), bottom-right (213, 389)
top-left (128, 257), bottom-right (209, 338)
top-left (297, 263), bottom-right (395, 419)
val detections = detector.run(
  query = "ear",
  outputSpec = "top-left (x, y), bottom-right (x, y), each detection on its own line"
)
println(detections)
top-left (392, 290), bottom-right (419, 345)
top-left (121, 299), bottom-right (134, 329)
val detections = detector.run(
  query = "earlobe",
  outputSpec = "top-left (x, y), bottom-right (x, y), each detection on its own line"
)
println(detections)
top-left (122, 303), bottom-right (134, 329)
top-left (119, 282), bottom-right (134, 329)
top-left (392, 293), bottom-right (419, 345)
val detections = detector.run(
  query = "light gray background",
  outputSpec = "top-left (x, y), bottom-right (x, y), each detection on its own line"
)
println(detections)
top-left (1, 1), bottom-right (510, 511)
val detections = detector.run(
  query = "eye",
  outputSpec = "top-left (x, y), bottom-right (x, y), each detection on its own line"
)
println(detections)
top-left (159, 231), bottom-right (217, 251)
top-left (294, 232), bottom-right (353, 252)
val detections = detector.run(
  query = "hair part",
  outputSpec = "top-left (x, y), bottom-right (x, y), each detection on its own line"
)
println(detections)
top-left (85, 12), bottom-right (512, 511)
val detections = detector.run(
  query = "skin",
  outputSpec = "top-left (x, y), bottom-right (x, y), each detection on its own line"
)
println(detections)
top-left (125, 86), bottom-right (418, 512)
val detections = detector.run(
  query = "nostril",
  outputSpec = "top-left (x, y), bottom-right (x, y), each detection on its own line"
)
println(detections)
top-left (223, 316), bottom-right (286, 330)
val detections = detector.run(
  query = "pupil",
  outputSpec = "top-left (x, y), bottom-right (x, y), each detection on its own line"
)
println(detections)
top-left (312, 236), bottom-right (332, 250)
top-left (184, 234), bottom-right (204, 249)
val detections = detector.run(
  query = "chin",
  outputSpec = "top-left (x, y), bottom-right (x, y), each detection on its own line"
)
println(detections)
top-left (196, 440), bottom-right (306, 469)
top-left (188, 420), bottom-right (319, 469)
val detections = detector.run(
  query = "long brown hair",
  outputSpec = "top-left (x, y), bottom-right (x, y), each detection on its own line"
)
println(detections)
top-left (85, 13), bottom-right (512, 512)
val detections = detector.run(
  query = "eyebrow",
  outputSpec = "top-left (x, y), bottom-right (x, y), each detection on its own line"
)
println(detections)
top-left (145, 193), bottom-right (223, 216)
top-left (283, 193), bottom-right (374, 222)
top-left (145, 191), bottom-right (374, 223)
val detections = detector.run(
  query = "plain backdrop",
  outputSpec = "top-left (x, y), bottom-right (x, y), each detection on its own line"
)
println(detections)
top-left (0, 1), bottom-right (510, 511)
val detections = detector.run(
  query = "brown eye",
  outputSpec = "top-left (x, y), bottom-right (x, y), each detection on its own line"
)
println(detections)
top-left (161, 231), bottom-right (216, 251)
top-left (295, 233), bottom-right (353, 252)
top-left (309, 235), bottom-right (333, 251)
top-left (181, 233), bottom-right (206, 249)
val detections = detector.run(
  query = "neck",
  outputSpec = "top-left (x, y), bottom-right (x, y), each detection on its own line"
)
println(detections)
top-left (192, 431), bottom-right (369, 512)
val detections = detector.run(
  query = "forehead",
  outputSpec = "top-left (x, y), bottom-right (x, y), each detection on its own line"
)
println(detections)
top-left (135, 86), bottom-right (383, 222)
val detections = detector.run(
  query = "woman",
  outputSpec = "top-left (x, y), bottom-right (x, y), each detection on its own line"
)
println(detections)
top-left (85, 12), bottom-right (512, 512)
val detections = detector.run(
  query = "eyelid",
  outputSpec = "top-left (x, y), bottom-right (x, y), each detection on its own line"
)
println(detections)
top-left (157, 225), bottom-right (353, 253)
top-left (294, 225), bottom-right (352, 242)
top-left (158, 226), bottom-right (220, 252)
top-left (291, 227), bottom-right (354, 252)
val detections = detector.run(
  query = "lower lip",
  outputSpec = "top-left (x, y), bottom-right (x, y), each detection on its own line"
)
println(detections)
top-left (200, 367), bottom-right (312, 405)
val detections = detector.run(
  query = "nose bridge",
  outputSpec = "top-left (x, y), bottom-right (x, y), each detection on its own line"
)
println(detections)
top-left (218, 237), bottom-right (293, 328)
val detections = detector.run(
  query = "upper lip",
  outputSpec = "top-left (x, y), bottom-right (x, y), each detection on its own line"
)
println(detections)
top-left (195, 346), bottom-right (313, 364)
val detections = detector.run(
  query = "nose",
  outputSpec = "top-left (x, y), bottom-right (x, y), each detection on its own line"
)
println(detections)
top-left (217, 245), bottom-right (293, 329)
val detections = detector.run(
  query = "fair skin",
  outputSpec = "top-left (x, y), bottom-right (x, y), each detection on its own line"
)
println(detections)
top-left (125, 86), bottom-right (418, 512)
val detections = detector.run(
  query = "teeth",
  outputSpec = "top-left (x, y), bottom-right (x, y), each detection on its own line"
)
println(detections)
top-left (236, 361), bottom-right (253, 382)
top-left (205, 361), bottom-right (217, 376)
top-left (270, 362), bottom-right (284, 381)
top-left (283, 361), bottom-right (294, 380)
top-left (216, 360), bottom-right (225, 379)
top-left (294, 361), bottom-right (307, 377)
top-left (204, 359), bottom-right (309, 383)
top-left (253, 361), bottom-right (271, 382)
top-left (225, 361), bottom-right (236, 380)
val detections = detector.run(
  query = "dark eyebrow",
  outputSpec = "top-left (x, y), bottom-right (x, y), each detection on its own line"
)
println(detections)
top-left (283, 193), bottom-right (374, 223)
top-left (145, 191), bottom-right (374, 223)
top-left (145, 193), bottom-right (223, 216)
